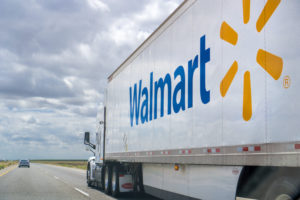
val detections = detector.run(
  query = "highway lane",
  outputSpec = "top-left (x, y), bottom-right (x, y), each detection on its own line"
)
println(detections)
top-left (0, 163), bottom-right (87, 200)
top-left (0, 163), bottom-right (158, 200)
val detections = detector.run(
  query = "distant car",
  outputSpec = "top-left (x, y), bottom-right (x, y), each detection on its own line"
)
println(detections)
top-left (18, 160), bottom-right (30, 168)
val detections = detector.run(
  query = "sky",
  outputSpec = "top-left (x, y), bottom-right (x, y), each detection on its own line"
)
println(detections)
top-left (0, 0), bottom-right (183, 160)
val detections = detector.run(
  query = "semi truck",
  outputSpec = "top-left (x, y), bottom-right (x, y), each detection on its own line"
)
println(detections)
top-left (83, 0), bottom-right (300, 199)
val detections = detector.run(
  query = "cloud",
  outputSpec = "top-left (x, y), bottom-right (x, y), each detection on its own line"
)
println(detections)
top-left (22, 115), bottom-right (39, 124)
top-left (107, 0), bottom-right (180, 46)
top-left (0, 0), bottom-right (183, 159)
top-left (86, 0), bottom-right (110, 12)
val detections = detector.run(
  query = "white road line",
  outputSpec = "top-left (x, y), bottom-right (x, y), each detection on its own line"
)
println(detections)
top-left (236, 197), bottom-right (257, 200)
top-left (74, 187), bottom-right (89, 197)
top-left (54, 176), bottom-right (59, 180)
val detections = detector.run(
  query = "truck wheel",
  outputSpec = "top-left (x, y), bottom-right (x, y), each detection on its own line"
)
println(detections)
top-left (104, 165), bottom-right (112, 194)
top-left (87, 164), bottom-right (92, 187)
top-left (100, 167), bottom-right (105, 191)
top-left (111, 165), bottom-right (120, 197)
top-left (133, 165), bottom-right (144, 193)
top-left (263, 177), bottom-right (300, 200)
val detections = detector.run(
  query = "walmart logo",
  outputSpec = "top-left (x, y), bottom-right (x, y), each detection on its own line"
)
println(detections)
top-left (128, 0), bottom-right (285, 127)
top-left (220, 0), bottom-right (283, 121)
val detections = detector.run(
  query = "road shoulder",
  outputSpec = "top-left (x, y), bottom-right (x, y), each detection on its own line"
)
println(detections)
top-left (0, 164), bottom-right (17, 177)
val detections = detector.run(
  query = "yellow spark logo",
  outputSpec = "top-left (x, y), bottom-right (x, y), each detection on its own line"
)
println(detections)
top-left (220, 0), bottom-right (283, 121)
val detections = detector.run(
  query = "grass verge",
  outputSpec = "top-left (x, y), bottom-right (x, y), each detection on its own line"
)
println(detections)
top-left (0, 161), bottom-right (17, 170)
top-left (32, 160), bottom-right (87, 170)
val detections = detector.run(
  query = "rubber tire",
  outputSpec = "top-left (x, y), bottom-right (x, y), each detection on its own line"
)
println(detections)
top-left (104, 165), bottom-right (112, 194)
top-left (111, 165), bottom-right (120, 197)
top-left (133, 165), bottom-right (144, 194)
top-left (263, 177), bottom-right (300, 200)
top-left (87, 164), bottom-right (92, 187)
top-left (100, 167), bottom-right (105, 191)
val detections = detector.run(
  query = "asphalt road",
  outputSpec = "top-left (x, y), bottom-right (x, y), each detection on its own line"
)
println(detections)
top-left (0, 163), bottom-right (158, 200)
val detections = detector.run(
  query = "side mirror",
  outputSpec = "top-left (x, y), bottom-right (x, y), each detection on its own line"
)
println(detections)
top-left (84, 132), bottom-right (90, 145)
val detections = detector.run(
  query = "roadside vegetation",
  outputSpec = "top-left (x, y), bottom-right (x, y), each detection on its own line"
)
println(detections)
top-left (32, 160), bottom-right (87, 170)
top-left (0, 161), bottom-right (17, 170)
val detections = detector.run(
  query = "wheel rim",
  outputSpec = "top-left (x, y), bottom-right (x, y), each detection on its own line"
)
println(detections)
top-left (112, 169), bottom-right (116, 192)
top-left (275, 194), bottom-right (293, 200)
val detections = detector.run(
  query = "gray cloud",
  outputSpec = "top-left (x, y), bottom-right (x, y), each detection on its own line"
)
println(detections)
top-left (0, 0), bottom-right (183, 159)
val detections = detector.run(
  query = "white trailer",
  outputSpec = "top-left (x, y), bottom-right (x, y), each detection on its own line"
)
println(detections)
top-left (84, 0), bottom-right (300, 199)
